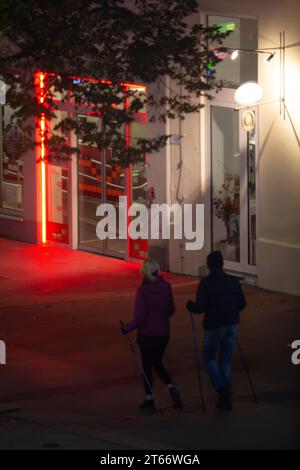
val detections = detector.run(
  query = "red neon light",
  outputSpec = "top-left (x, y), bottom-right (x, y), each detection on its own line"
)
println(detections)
top-left (124, 87), bottom-right (131, 257)
top-left (68, 74), bottom-right (146, 90)
top-left (35, 72), bottom-right (47, 244)
top-left (44, 71), bottom-right (146, 90)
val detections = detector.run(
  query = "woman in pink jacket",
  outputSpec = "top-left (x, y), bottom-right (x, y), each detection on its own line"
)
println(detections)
top-left (122, 258), bottom-right (182, 411)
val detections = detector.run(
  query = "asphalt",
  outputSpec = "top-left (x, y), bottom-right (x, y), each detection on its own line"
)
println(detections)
top-left (0, 239), bottom-right (299, 450)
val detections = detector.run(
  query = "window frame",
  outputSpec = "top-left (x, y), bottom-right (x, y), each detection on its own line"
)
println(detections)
top-left (0, 104), bottom-right (25, 217)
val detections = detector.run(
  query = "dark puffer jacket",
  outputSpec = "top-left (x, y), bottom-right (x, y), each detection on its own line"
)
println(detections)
top-left (188, 270), bottom-right (246, 330)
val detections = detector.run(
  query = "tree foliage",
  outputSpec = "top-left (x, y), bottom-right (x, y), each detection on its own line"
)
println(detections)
top-left (0, 0), bottom-right (230, 166)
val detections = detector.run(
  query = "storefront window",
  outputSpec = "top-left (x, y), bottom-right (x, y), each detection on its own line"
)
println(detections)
top-left (77, 115), bottom-right (101, 251)
top-left (46, 109), bottom-right (69, 244)
top-left (211, 106), bottom-right (240, 263)
top-left (105, 148), bottom-right (127, 255)
top-left (129, 120), bottom-right (148, 259)
top-left (207, 15), bottom-right (258, 88)
top-left (0, 106), bottom-right (24, 212)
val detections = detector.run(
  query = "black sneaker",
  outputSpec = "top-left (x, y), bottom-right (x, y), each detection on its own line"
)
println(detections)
top-left (138, 399), bottom-right (155, 411)
top-left (216, 387), bottom-right (232, 410)
top-left (169, 387), bottom-right (183, 410)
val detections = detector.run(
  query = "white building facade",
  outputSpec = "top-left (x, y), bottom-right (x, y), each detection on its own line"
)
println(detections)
top-left (147, 0), bottom-right (300, 295)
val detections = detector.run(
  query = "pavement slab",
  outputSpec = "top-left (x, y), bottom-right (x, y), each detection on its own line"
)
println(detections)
top-left (0, 239), bottom-right (299, 449)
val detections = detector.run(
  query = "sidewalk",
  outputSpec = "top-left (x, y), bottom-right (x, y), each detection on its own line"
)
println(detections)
top-left (0, 239), bottom-right (299, 449)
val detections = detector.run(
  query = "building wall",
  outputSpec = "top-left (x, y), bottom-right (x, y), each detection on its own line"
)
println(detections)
top-left (168, 87), bottom-right (203, 276)
top-left (0, 148), bottom-right (38, 244)
top-left (0, 107), bottom-right (38, 244)
top-left (146, 82), bottom-right (170, 270)
top-left (255, 1), bottom-right (300, 295)
top-left (147, 0), bottom-right (300, 295)
top-left (146, 78), bottom-right (204, 275)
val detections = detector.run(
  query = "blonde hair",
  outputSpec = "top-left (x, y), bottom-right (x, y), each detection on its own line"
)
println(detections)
top-left (141, 258), bottom-right (161, 282)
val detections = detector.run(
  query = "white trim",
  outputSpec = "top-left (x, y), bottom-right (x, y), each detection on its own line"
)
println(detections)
top-left (165, 76), bottom-right (172, 207)
top-left (240, 106), bottom-right (248, 272)
top-left (0, 211), bottom-right (24, 222)
top-left (205, 11), bottom-right (258, 21)
top-left (203, 99), bottom-right (212, 257)
top-left (70, 130), bottom-right (78, 250)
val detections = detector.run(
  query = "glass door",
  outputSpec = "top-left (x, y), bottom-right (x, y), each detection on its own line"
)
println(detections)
top-left (211, 105), bottom-right (257, 274)
top-left (104, 148), bottom-right (127, 256)
top-left (77, 115), bottom-right (127, 258)
top-left (76, 114), bottom-right (148, 260)
top-left (47, 109), bottom-right (70, 245)
top-left (77, 115), bottom-right (103, 253)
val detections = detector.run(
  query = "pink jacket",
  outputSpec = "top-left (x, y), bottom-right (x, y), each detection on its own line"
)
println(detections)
top-left (125, 276), bottom-right (175, 336)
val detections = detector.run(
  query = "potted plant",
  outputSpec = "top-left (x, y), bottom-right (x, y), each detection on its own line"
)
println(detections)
top-left (212, 172), bottom-right (240, 244)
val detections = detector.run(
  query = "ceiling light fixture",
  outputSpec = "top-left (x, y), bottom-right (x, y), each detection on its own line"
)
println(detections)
top-left (234, 82), bottom-right (263, 106)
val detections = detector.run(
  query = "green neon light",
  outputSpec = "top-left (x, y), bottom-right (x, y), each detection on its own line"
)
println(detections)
top-left (218, 21), bottom-right (236, 33)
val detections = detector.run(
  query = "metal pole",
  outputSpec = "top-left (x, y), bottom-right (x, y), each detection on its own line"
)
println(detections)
top-left (190, 313), bottom-right (206, 412)
top-left (236, 337), bottom-right (259, 404)
top-left (120, 321), bottom-right (163, 414)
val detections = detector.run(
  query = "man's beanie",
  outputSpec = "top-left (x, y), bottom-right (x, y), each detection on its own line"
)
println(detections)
top-left (207, 250), bottom-right (224, 270)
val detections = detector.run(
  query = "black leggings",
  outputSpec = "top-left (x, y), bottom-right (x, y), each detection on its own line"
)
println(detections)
top-left (138, 335), bottom-right (172, 395)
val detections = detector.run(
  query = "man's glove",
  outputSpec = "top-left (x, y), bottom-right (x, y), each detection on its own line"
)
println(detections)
top-left (186, 299), bottom-right (195, 312)
top-left (120, 321), bottom-right (127, 335)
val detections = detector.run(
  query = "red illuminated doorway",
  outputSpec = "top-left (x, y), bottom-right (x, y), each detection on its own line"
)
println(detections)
top-left (46, 109), bottom-right (70, 245)
top-left (37, 71), bottom-right (148, 260)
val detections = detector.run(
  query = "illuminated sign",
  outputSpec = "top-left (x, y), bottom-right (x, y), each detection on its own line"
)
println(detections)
top-left (218, 21), bottom-right (236, 33)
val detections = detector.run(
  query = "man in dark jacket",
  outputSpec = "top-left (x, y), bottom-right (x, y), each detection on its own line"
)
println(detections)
top-left (186, 251), bottom-right (246, 410)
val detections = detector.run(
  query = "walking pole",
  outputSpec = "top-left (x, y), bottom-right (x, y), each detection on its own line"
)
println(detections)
top-left (236, 337), bottom-right (259, 404)
top-left (120, 321), bottom-right (163, 414)
top-left (189, 313), bottom-right (206, 412)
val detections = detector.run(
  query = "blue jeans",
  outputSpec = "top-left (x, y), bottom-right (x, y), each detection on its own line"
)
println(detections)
top-left (203, 324), bottom-right (237, 391)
